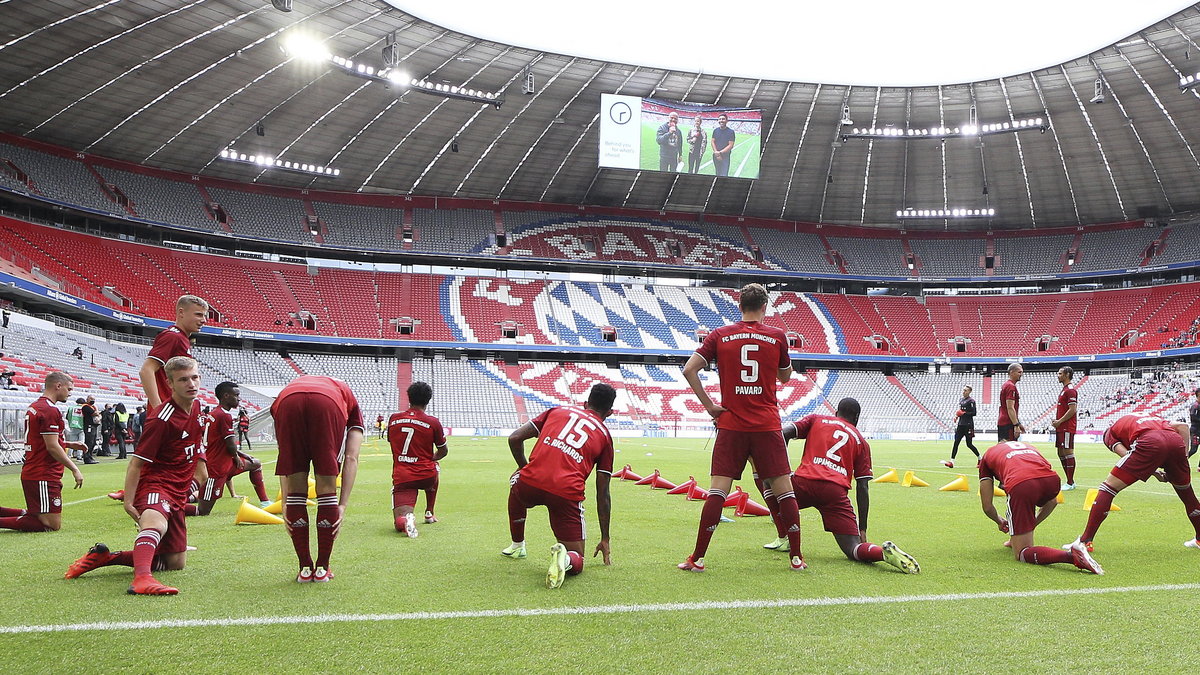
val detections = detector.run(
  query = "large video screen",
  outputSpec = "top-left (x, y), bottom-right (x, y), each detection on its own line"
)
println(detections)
top-left (599, 94), bottom-right (762, 179)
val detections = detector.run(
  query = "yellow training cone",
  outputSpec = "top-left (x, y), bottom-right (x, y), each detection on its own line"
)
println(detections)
top-left (235, 498), bottom-right (285, 525)
top-left (1055, 491), bottom-right (1065, 504)
top-left (1082, 488), bottom-right (1121, 511)
top-left (262, 498), bottom-right (314, 515)
top-left (872, 468), bottom-right (899, 484)
top-left (939, 474), bottom-right (969, 492)
top-left (994, 485), bottom-right (1006, 497)
top-left (901, 470), bottom-right (929, 488)
top-left (307, 479), bottom-right (318, 500)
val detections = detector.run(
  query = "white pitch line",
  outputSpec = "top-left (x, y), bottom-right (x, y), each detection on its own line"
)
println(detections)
top-left (3, 583), bottom-right (1196, 635)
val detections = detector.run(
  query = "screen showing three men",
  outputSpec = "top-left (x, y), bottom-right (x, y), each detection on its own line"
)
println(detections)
top-left (599, 94), bottom-right (762, 180)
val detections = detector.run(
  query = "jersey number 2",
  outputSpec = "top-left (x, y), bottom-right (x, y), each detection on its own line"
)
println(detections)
top-left (827, 429), bottom-right (849, 462)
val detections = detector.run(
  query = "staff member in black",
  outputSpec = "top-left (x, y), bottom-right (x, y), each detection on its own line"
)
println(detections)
top-left (941, 385), bottom-right (979, 469)
top-left (80, 396), bottom-right (99, 465)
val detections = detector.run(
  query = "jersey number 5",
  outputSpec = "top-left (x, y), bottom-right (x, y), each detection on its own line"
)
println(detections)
top-left (739, 344), bottom-right (759, 383)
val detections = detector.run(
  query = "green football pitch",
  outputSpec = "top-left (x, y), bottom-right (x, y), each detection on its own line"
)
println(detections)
top-left (638, 122), bottom-right (761, 179)
top-left (1, 436), bottom-right (1197, 672)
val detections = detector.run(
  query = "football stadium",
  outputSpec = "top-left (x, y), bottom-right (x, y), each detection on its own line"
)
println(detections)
top-left (2, 1), bottom-right (1200, 671)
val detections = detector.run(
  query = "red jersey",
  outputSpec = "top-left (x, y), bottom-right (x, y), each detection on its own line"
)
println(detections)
top-left (22, 396), bottom-right (66, 482)
top-left (789, 414), bottom-right (871, 490)
top-left (519, 406), bottom-right (614, 502)
top-left (389, 408), bottom-right (447, 483)
top-left (271, 376), bottom-right (365, 431)
top-left (1056, 385), bottom-right (1078, 433)
top-left (1103, 414), bottom-right (1179, 451)
top-left (133, 399), bottom-right (202, 505)
top-left (203, 405), bottom-right (237, 478)
top-left (695, 321), bottom-right (790, 432)
top-left (978, 441), bottom-right (1057, 489)
top-left (147, 326), bottom-right (192, 406)
top-left (998, 380), bottom-right (1020, 426)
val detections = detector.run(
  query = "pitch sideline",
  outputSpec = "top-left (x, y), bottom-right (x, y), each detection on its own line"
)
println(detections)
top-left (3, 582), bottom-right (1197, 635)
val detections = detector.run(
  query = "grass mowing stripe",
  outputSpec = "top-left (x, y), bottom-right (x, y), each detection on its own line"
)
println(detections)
top-left (5, 582), bottom-right (1196, 635)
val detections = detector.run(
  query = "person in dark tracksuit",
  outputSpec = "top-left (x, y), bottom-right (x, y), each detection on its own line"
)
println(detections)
top-left (942, 385), bottom-right (979, 469)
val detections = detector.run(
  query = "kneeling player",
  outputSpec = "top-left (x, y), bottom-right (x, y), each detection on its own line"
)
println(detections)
top-left (389, 382), bottom-right (448, 537)
top-left (503, 383), bottom-right (615, 589)
top-left (783, 398), bottom-right (919, 573)
top-left (198, 382), bottom-right (269, 514)
top-left (1068, 414), bottom-right (1200, 553)
top-left (978, 440), bottom-right (1102, 574)
top-left (65, 357), bottom-right (203, 595)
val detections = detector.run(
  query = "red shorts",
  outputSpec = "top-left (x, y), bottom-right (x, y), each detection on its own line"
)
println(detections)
top-left (1055, 429), bottom-right (1075, 451)
top-left (790, 475), bottom-right (859, 536)
top-left (274, 393), bottom-right (347, 477)
top-left (392, 476), bottom-right (438, 509)
top-left (1004, 475), bottom-right (1060, 536)
top-left (1112, 429), bottom-right (1190, 485)
top-left (133, 490), bottom-right (188, 555)
top-left (509, 478), bottom-right (585, 542)
top-left (711, 429), bottom-right (789, 480)
top-left (22, 480), bottom-right (63, 515)
top-left (998, 424), bottom-right (1018, 442)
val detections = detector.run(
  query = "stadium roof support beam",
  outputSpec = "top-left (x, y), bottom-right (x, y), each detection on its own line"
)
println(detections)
top-left (1058, 64), bottom-right (1127, 219)
top-left (1090, 57), bottom-right (1171, 211)
top-left (817, 86), bottom-right (851, 223)
top-left (1029, 72), bottom-right (1082, 225)
top-left (857, 88), bottom-right (882, 224)
top-left (898, 89), bottom-right (911, 224)
top-left (969, 85), bottom-right (993, 219)
top-left (778, 84), bottom-right (821, 220)
top-left (742, 81), bottom-right (793, 215)
top-left (0, 0), bottom-right (122, 55)
top-left (997, 77), bottom-right (1037, 225)
top-left (937, 86), bottom-right (947, 215)
top-left (1128, 37), bottom-right (1200, 175)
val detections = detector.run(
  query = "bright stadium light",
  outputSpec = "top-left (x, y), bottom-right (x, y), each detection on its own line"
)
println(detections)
top-left (1180, 71), bottom-right (1200, 91)
top-left (217, 148), bottom-right (339, 178)
top-left (281, 33), bottom-right (331, 63)
top-left (896, 207), bottom-right (995, 219)
top-left (845, 117), bottom-right (1043, 141)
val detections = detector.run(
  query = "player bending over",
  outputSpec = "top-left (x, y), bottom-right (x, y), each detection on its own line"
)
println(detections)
top-left (197, 382), bottom-right (270, 515)
top-left (0, 372), bottom-right (86, 533)
top-left (274, 375), bottom-right (365, 583)
top-left (1067, 414), bottom-right (1200, 555)
top-left (977, 440), bottom-right (1102, 574)
top-left (782, 398), bottom-right (919, 573)
top-left (389, 382), bottom-right (448, 537)
top-left (503, 383), bottom-right (615, 589)
top-left (678, 283), bottom-right (803, 572)
top-left (65, 357), bottom-right (203, 595)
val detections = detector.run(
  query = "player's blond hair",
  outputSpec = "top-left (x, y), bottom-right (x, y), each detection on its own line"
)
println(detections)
top-left (1008, 362), bottom-right (1023, 374)
top-left (176, 295), bottom-right (208, 311)
top-left (44, 371), bottom-right (72, 387)
top-left (163, 356), bottom-right (198, 381)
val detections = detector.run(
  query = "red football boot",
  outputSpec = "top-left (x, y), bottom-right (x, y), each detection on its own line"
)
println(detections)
top-left (127, 575), bottom-right (179, 595)
top-left (64, 543), bottom-right (117, 579)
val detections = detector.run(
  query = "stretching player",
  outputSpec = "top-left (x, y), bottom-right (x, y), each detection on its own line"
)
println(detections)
top-left (978, 440), bottom-right (1102, 573)
top-left (65, 357), bottom-right (203, 595)
top-left (0, 372), bottom-right (86, 533)
top-left (503, 383), bottom-right (615, 589)
top-left (274, 375), bottom-right (365, 583)
top-left (998, 363), bottom-right (1023, 441)
top-left (678, 283), bottom-right (803, 572)
top-left (198, 382), bottom-right (270, 515)
top-left (1052, 366), bottom-right (1079, 490)
top-left (1067, 413), bottom-right (1200, 554)
top-left (783, 398), bottom-right (919, 572)
top-left (389, 382), bottom-right (448, 537)
top-left (942, 385), bottom-right (979, 468)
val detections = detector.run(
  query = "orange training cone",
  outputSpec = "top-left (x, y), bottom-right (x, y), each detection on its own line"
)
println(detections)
top-left (686, 483), bottom-right (709, 501)
top-left (939, 474), bottom-right (969, 492)
top-left (615, 465), bottom-right (643, 482)
top-left (1082, 488), bottom-right (1121, 511)
top-left (667, 476), bottom-right (697, 495)
top-left (650, 473), bottom-right (678, 490)
top-left (872, 468), bottom-right (899, 484)
top-left (724, 486), bottom-right (749, 508)
top-left (736, 497), bottom-right (771, 517)
top-left (235, 498), bottom-right (285, 525)
top-left (635, 471), bottom-right (657, 485)
top-left (901, 470), bottom-right (929, 488)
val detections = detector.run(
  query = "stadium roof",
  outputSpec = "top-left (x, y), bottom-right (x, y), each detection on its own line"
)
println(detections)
top-left (1, 1), bottom-right (1200, 230)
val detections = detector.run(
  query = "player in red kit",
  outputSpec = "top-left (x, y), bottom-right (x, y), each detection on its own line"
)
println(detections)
top-left (997, 363), bottom-right (1023, 442)
top-left (389, 382), bottom-right (448, 537)
top-left (1067, 414), bottom-right (1200, 554)
top-left (65, 357), bottom-right (203, 594)
top-left (273, 375), bottom-right (365, 583)
top-left (678, 283), bottom-right (803, 572)
top-left (782, 398), bottom-right (919, 572)
top-left (503, 384), bottom-right (616, 589)
top-left (197, 382), bottom-right (270, 514)
top-left (1052, 366), bottom-right (1079, 491)
top-left (0, 372), bottom-right (87, 533)
top-left (978, 440), bottom-right (1103, 574)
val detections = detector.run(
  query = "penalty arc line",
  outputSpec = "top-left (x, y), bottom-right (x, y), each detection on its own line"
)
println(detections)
top-left (3, 582), bottom-right (1198, 635)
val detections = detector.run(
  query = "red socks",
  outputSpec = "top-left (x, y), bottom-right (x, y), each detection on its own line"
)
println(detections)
top-left (1061, 454), bottom-right (1076, 484)
top-left (566, 550), bottom-right (583, 576)
top-left (284, 492), bottom-right (313, 569)
top-left (314, 492), bottom-right (339, 570)
top-left (691, 491), bottom-right (727, 560)
top-left (250, 469), bottom-right (269, 503)
top-left (853, 542), bottom-right (884, 562)
top-left (1081, 483), bottom-right (1118, 543)
top-left (0, 506), bottom-right (25, 517)
top-left (132, 529), bottom-right (161, 577)
top-left (773, 491), bottom-right (802, 559)
top-left (183, 504), bottom-right (199, 516)
top-left (0, 515), bottom-right (48, 532)
top-left (1018, 546), bottom-right (1073, 565)
top-left (753, 476), bottom-right (786, 538)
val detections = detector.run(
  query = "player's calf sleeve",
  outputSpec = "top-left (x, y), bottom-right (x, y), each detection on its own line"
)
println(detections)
top-left (852, 542), bottom-right (884, 563)
top-left (0, 515), bottom-right (48, 532)
top-left (773, 491), bottom-right (802, 558)
top-left (566, 551), bottom-right (583, 576)
top-left (426, 477), bottom-right (438, 514)
top-left (132, 529), bottom-right (161, 577)
top-left (507, 490), bottom-right (527, 543)
top-left (1018, 546), bottom-right (1073, 565)
top-left (250, 469), bottom-right (269, 503)
top-left (314, 493), bottom-right (339, 569)
top-left (692, 491), bottom-right (728, 559)
top-left (1081, 484), bottom-right (1118, 542)
top-left (0, 506), bottom-right (25, 517)
top-left (1062, 455), bottom-right (1077, 484)
top-left (284, 493), bottom-right (313, 568)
